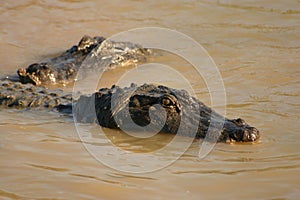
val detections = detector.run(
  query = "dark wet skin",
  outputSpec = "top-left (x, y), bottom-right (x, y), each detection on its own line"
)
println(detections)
top-left (16, 35), bottom-right (150, 86)
top-left (0, 81), bottom-right (71, 109)
top-left (0, 36), bottom-right (260, 143)
top-left (75, 84), bottom-right (260, 142)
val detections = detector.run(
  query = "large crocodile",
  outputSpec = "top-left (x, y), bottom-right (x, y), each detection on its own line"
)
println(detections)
top-left (0, 36), bottom-right (260, 143)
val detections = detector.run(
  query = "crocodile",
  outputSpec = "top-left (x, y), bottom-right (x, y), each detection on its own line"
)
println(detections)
top-left (0, 35), bottom-right (260, 143)
top-left (0, 80), bottom-right (259, 142)
top-left (73, 83), bottom-right (259, 142)
top-left (16, 35), bottom-right (151, 86)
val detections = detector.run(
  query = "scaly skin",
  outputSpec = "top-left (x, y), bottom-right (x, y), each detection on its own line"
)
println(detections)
top-left (73, 84), bottom-right (260, 142)
top-left (0, 80), bottom-right (72, 109)
top-left (0, 36), bottom-right (260, 143)
top-left (17, 35), bottom-right (151, 86)
top-left (0, 81), bottom-right (260, 142)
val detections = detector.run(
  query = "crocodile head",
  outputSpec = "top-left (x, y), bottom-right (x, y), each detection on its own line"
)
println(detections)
top-left (17, 35), bottom-right (105, 86)
top-left (90, 83), bottom-right (260, 142)
top-left (221, 118), bottom-right (260, 142)
top-left (16, 35), bottom-right (151, 86)
top-left (17, 63), bottom-right (59, 86)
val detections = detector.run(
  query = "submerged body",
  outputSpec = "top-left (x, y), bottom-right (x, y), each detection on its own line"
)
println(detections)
top-left (75, 83), bottom-right (260, 142)
top-left (16, 35), bottom-right (150, 86)
top-left (0, 35), bottom-right (260, 143)
top-left (0, 80), bottom-right (260, 142)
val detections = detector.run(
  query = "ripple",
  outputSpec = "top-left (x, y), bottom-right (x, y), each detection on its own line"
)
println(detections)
top-left (69, 173), bottom-right (136, 188)
top-left (27, 163), bottom-right (69, 172)
top-left (107, 172), bottom-right (157, 180)
top-left (209, 22), bottom-right (296, 32)
top-left (226, 102), bottom-right (255, 108)
top-left (0, 189), bottom-right (23, 199)
top-left (171, 164), bottom-right (300, 175)
top-left (216, 2), bottom-right (300, 15)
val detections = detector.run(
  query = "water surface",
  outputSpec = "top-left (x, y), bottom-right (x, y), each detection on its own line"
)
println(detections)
top-left (0, 0), bottom-right (299, 199)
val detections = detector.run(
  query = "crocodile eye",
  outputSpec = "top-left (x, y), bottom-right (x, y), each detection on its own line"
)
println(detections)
top-left (160, 95), bottom-right (181, 113)
top-left (161, 95), bottom-right (178, 107)
top-left (162, 97), bottom-right (172, 106)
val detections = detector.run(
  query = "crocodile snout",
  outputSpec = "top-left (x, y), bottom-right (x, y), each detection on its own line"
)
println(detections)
top-left (244, 127), bottom-right (260, 142)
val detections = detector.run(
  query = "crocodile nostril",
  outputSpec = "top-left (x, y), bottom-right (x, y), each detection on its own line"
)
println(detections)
top-left (249, 133), bottom-right (257, 142)
top-left (247, 127), bottom-right (260, 141)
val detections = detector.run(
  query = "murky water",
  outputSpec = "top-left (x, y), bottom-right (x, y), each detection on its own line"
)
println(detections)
top-left (1, 0), bottom-right (300, 199)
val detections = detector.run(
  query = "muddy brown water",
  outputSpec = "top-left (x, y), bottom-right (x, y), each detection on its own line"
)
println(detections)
top-left (0, 1), bottom-right (299, 199)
